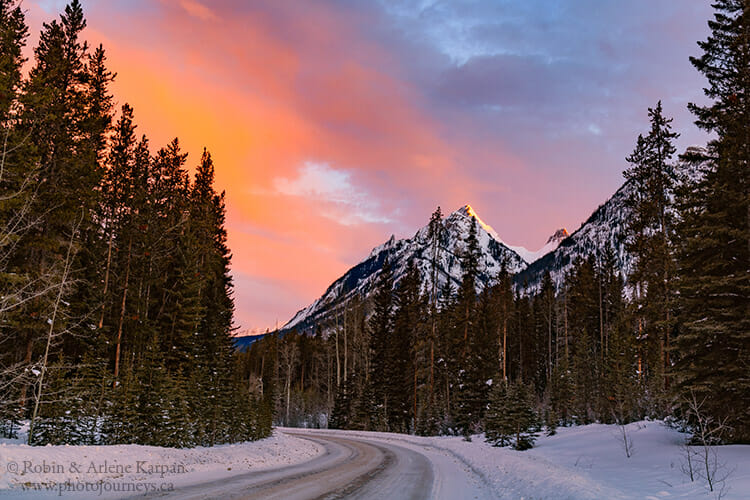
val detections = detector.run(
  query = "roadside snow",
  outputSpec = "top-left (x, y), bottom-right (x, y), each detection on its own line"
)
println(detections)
top-left (1, 421), bottom-right (747, 499)
top-left (0, 430), bottom-right (322, 499)
top-left (290, 421), bottom-right (750, 500)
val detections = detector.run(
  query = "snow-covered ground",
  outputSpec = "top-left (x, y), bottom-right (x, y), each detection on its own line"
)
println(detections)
top-left (0, 428), bottom-right (322, 499)
top-left (1, 421), bottom-right (748, 499)
top-left (291, 421), bottom-right (750, 500)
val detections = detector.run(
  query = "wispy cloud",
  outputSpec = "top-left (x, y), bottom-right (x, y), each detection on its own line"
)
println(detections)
top-left (274, 162), bottom-right (392, 226)
top-left (179, 0), bottom-right (216, 21)
top-left (69, 0), bottom-right (714, 329)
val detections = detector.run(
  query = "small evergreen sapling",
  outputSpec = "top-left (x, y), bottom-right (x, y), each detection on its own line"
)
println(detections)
top-left (485, 381), bottom-right (538, 450)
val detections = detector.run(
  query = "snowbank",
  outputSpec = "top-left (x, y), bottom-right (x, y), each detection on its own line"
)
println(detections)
top-left (293, 421), bottom-right (750, 500)
top-left (0, 429), bottom-right (322, 499)
top-left (2, 421), bottom-right (747, 499)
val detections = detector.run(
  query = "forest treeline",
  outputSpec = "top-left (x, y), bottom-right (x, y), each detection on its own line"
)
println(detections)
top-left (241, 0), bottom-right (749, 447)
top-left (0, 1), bottom-right (271, 446)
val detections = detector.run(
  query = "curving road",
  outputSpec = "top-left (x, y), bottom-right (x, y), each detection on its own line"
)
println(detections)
top-left (143, 430), bottom-right (496, 500)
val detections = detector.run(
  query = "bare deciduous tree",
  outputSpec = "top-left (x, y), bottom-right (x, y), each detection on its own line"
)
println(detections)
top-left (279, 336), bottom-right (299, 426)
top-left (682, 391), bottom-right (735, 499)
top-left (27, 212), bottom-right (82, 444)
top-left (616, 421), bottom-right (634, 458)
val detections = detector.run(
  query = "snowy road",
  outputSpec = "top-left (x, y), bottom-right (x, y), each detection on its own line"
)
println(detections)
top-left (142, 429), bottom-right (496, 500)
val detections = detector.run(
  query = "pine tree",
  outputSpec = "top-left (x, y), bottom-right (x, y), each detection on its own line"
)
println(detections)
top-left (624, 101), bottom-right (678, 399)
top-left (10, 0), bottom-right (108, 420)
top-left (0, 0), bottom-right (26, 123)
top-left (0, 0), bottom-right (31, 435)
top-left (390, 260), bottom-right (421, 432)
top-left (674, 0), bottom-right (750, 442)
top-left (184, 149), bottom-right (238, 444)
top-left (454, 220), bottom-right (485, 438)
top-left (485, 382), bottom-right (512, 446)
top-left (330, 376), bottom-right (355, 429)
top-left (29, 361), bottom-right (71, 446)
top-left (605, 318), bottom-right (639, 424)
top-left (101, 359), bottom-right (138, 444)
top-left (368, 258), bottom-right (394, 430)
top-left (427, 207), bottom-right (444, 408)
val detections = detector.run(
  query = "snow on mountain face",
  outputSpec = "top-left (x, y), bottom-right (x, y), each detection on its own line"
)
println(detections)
top-left (283, 205), bottom-right (526, 333)
top-left (514, 182), bottom-right (632, 292)
top-left (283, 148), bottom-right (707, 334)
top-left (504, 228), bottom-right (569, 265)
top-left (514, 148), bottom-right (708, 292)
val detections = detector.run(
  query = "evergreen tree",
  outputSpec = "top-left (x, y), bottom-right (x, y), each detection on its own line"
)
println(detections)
top-left (330, 375), bottom-right (355, 429)
top-left (454, 220), bottom-right (485, 438)
top-left (624, 101), bottom-right (678, 398)
top-left (484, 382), bottom-right (512, 447)
top-left (426, 206), bottom-right (443, 415)
top-left (390, 260), bottom-right (421, 432)
top-left (11, 0), bottom-right (110, 424)
top-left (674, 0), bottom-right (750, 442)
top-left (0, 0), bottom-right (26, 123)
top-left (368, 259), bottom-right (394, 430)
top-left (0, 0), bottom-right (30, 435)
top-left (485, 381), bottom-right (538, 450)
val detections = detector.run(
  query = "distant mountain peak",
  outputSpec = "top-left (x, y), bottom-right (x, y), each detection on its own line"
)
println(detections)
top-left (456, 204), bottom-right (476, 216)
top-left (452, 204), bottom-right (500, 240)
top-left (506, 228), bottom-right (569, 265)
top-left (546, 228), bottom-right (569, 244)
top-left (453, 205), bottom-right (565, 265)
top-left (284, 203), bottom-right (527, 333)
top-left (282, 148), bottom-right (705, 335)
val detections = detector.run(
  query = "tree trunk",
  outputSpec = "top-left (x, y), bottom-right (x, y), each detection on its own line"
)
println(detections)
top-left (547, 299), bottom-right (553, 381)
top-left (98, 228), bottom-right (115, 328)
top-left (597, 266), bottom-right (604, 366)
top-left (113, 239), bottom-right (132, 385)
top-left (335, 317), bottom-right (340, 388)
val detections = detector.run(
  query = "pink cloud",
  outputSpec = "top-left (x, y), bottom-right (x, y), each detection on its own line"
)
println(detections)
top-left (24, 0), bottom-right (641, 330)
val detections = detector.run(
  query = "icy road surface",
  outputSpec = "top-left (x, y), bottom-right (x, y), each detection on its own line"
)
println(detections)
top-left (145, 429), bottom-right (495, 500)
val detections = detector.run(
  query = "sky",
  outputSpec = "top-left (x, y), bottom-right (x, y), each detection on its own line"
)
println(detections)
top-left (27, 0), bottom-right (715, 332)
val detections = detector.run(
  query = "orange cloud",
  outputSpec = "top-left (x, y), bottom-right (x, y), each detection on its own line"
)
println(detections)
top-left (22, 0), bottom-right (526, 330)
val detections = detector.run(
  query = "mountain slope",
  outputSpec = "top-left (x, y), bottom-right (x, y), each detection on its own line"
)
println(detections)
top-left (283, 148), bottom-right (704, 335)
top-left (514, 147), bottom-right (707, 291)
top-left (505, 228), bottom-right (570, 265)
top-left (284, 205), bottom-right (526, 333)
top-left (514, 181), bottom-right (633, 291)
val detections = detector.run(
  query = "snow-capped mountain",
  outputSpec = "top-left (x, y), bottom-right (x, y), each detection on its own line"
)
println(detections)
top-left (283, 147), bottom-right (706, 334)
top-left (283, 199), bottom-right (618, 334)
top-left (514, 147), bottom-right (708, 292)
top-left (505, 228), bottom-right (570, 265)
top-left (514, 182), bottom-right (632, 291)
top-left (284, 205), bottom-right (527, 333)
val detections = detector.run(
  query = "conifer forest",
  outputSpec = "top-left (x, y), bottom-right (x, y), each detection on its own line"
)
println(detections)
top-left (240, 0), bottom-right (750, 449)
top-left (0, 0), bottom-right (271, 447)
top-left (1, 0), bottom-right (748, 462)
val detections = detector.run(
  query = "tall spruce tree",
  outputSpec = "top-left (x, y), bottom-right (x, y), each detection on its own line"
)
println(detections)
top-left (390, 260), bottom-right (421, 432)
top-left (427, 206), bottom-right (443, 408)
top-left (624, 101), bottom-right (678, 401)
top-left (0, 0), bottom-right (30, 435)
top-left (368, 258), bottom-right (394, 430)
top-left (454, 219), bottom-right (485, 438)
top-left (674, 0), bottom-right (750, 442)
